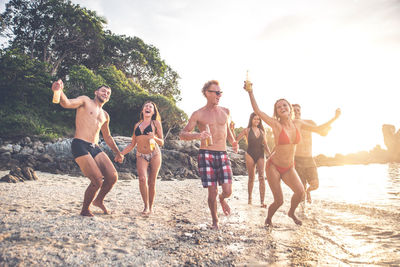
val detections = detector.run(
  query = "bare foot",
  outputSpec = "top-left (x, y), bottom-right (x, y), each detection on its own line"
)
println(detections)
top-left (306, 191), bottom-right (312, 204)
top-left (141, 208), bottom-right (150, 216)
top-left (219, 194), bottom-right (231, 215)
top-left (93, 200), bottom-right (110, 215)
top-left (210, 222), bottom-right (219, 230)
top-left (80, 209), bottom-right (94, 217)
top-left (265, 218), bottom-right (273, 228)
top-left (248, 198), bottom-right (252, 205)
top-left (288, 213), bottom-right (302, 225)
top-left (261, 203), bottom-right (267, 208)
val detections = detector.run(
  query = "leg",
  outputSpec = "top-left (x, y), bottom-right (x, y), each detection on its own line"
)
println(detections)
top-left (245, 153), bottom-right (256, 204)
top-left (281, 168), bottom-right (305, 225)
top-left (305, 167), bottom-right (319, 203)
top-left (136, 155), bottom-right (150, 214)
top-left (256, 157), bottom-right (266, 207)
top-left (207, 185), bottom-right (219, 229)
top-left (75, 155), bottom-right (104, 216)
top-left (219, 183), bottom-right (232, 216)
top-left (148, 152), bottom-right (162, 213)
top-left (92, 152), bottom-right (118, 214)
top-left (265, 163), bottom-right (284, 227)
top-left (295, 165), bottom-right (307, 202)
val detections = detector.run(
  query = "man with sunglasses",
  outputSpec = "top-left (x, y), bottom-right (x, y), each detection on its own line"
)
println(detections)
top-left (180, 80), bottom-right (239, 229)
top-left (51, 80), bottom-right (124, 217)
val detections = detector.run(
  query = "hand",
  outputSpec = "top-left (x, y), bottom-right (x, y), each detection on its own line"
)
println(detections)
top-left (146, 132), bottom-right (155, 139)
top-left (52, 79), bottom-right (64, 91)
top-left (319, 126), bottom-right (331, 136)
top-left (199, 131), bottom-right (211, 140)
top-left (229, 121), bottom-right (235, 131)
top-left (243, 81), bottom-right (253, 92)
top-left (335, 108), bottom-right (341, 119)
top-left (232, 141), bottom-right (239, 153)
top-left (114, 152), bottom-right (124, 163)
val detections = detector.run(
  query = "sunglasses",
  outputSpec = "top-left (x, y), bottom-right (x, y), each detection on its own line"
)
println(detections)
top-left (207, 90), bottom-right (223, 96)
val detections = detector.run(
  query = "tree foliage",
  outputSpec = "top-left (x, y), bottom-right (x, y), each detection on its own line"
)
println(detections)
top-left (0, 0), bottom-right (187, 139)
top-left (1, 0), bottom-right (181, 100)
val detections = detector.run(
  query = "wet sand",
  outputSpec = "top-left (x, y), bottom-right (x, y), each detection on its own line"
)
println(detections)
top-left (0, 169), bottom-right (399, 266)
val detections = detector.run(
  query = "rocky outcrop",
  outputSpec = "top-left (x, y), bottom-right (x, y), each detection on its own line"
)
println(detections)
top-left (0, 136), bottom-right (247, 180)
top-left (0, 166), bottom-right (38, 183)
top-left (382, 124), bottom-right (400, 162)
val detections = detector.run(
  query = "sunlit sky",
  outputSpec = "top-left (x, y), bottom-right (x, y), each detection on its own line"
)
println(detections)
top-left (2, 0), bottom-right (400, 156)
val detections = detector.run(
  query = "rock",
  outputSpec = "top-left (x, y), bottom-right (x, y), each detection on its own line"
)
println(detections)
top-left (39, 154), bottom-right (54, 163)
top-left (23, 137), bottom-right (32, 145)
top-left (1, 152), bottom-right (11, 160)
top-left (1, 167), bottom-right (39, 182)
top-left (119, 172), bottom-right (136, 180)
top-left (382, 124), bottom-right (400, 161)
top-left (12, 144), bottom-right (22, 153)
top-left (10, 167), bottom-right (24, 180)
top-left (0, 144), bottom-right (13, 153)
top-left (0, 174), bottom-right (20, 183)
top-left (21, 167), bottom-right (38, 181)
top-left (20, 146), bottom-right (34, 155)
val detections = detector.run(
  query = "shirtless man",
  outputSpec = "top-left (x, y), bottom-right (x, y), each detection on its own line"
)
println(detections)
top-left (52, 80), bottom-right (124, 216)
top-left (293, 104), bottom-right (341, 203)
top-left (180, 80), bottom-right (238, 229)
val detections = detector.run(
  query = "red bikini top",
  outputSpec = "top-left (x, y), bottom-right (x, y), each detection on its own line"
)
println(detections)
top-left (278, 125), bottom-right (301, 145)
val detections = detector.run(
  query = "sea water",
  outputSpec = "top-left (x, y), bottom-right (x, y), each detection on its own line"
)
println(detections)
top-left (229, 163), bottom-right (400, 266)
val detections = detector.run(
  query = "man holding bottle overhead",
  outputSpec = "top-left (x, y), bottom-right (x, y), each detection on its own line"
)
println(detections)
top-left (180, 80), bottom-right (239, 230)
top-left (51, 80), bottom-right (124, 217)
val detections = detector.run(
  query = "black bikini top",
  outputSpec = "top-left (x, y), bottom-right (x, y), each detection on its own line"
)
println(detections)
top-left (134, 121), bottom-right (154, 136)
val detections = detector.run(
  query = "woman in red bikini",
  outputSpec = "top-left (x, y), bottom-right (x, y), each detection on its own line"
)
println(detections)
top-left (121, 101), bottom-right (164, 215)
top-left (244, 82), bottom-right (331, 227)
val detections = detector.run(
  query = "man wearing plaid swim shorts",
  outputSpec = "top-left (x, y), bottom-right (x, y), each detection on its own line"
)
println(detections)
top-left (180, 80), bottom-right (238, 230)
top-left (198, 150), bottom-right (233, 188)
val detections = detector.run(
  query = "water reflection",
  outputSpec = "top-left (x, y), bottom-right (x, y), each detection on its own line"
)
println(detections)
top-left (387, 163), bottom-right (400, 199)
top-left (231, 164), bottom-right (400, 265)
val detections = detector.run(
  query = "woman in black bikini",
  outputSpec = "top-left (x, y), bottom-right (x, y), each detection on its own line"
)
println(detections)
top-left (236, 113), bottom-right (271, 207)
top-left (121, 101), bottom-right (164, 215)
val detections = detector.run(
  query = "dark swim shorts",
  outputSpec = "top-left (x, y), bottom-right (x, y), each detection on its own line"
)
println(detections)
top-left (71, 138), bottom-right (103, 159)
top-left (198, 149), bottom-right (233, 188)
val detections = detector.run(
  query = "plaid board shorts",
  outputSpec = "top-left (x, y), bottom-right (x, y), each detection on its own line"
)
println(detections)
top-left (198, 149), bottom-right (233, 188)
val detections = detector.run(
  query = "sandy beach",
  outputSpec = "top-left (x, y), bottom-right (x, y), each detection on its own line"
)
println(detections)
top-left (0, 170), bottom-right (307, 266)
top-left (1, 167), bottom-right (399, 266)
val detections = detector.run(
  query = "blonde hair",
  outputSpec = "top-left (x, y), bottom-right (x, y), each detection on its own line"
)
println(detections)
top-left (201, 80), bottom-right (219, 97)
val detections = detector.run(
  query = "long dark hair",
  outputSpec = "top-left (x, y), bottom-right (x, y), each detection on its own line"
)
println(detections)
top-left (247, 112), bottom-right (265, 132)
top-left (139, 101), bottom-right (161, 122)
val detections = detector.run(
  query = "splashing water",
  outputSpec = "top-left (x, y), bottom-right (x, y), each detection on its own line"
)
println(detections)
top-left (227, 163), bottom-right (400, 266)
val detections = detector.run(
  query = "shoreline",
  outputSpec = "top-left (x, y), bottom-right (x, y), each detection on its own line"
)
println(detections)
top-left (2, 168), bottom-right (399, 266)
top-left (0, 170), bottom-right (314, 266)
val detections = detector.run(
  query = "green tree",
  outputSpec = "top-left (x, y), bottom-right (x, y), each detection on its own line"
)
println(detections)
top-left (103, 32), bottom-right (181, 101)
top-left (1, 0), bottom-right (106, 76)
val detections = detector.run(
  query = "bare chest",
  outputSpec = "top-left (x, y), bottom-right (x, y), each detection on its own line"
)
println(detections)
top-left (77, 105), bottom-right (107, 126)
top-left (199, 110), bottom-right (228, 126)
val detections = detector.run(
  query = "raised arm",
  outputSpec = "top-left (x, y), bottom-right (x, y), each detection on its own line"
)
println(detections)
top-left (100, 112), bottom-right (123, 162)
top-left (52, 79), bottom-right (86, 109)
top-left (244, 82), bottom-right (277, 128)
top-left (299, 108), bottom-right (341, 135)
